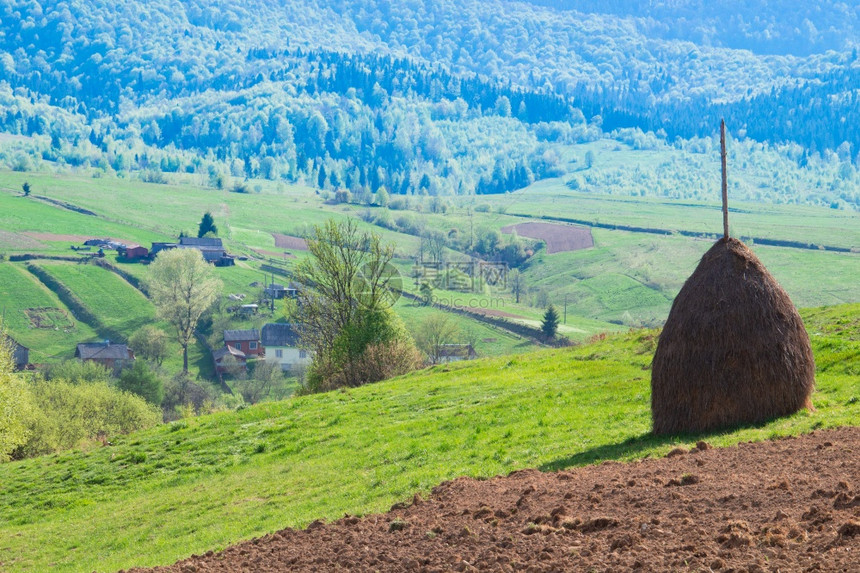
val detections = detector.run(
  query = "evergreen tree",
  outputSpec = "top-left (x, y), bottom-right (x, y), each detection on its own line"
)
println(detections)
top-left (541, 304), bottom-right (560, 339)
top-left (197, 212), bottom-right (218, 238)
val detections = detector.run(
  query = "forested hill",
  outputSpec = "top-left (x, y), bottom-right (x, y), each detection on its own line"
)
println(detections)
top-left (0, 0), bottom-right (858, 206)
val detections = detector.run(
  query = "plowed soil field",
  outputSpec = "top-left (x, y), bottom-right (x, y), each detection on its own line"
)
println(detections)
top-left (500, 222), bottom-right (593, 254)
top-left (271, 233), bottom-right (308, 251)
top-left (127, 427), bottom-right (860, 572)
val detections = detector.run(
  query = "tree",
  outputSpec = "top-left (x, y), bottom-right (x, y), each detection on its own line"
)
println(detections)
top-left (197, 212), bottom-right (218, 238)
top-left (147, 248), bottom-right (221, 373)
top-left (232, 360), bottom-right (285, 404)
top-left (0, 334), bottom-right (32, 461)
top-left (415, 313), bottom-right (461, 364)
top-left (375, 186), bottom-right (389, 207)
top-left (510, 269), bottom-right (525, 303)
top-left (128, 325), bottom-right (169, 366)
top-left (291, 218), bottom-right (419, 390)
top-left (419, 282), bottom-right (434, 305)
top-left (21, 181), bottom-right (31, 196)
top-left (541, 304), bottom-right (560, 339)
top-left (118, 360), bottom-right (164, 405)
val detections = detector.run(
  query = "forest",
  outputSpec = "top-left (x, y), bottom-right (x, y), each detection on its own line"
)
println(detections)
top-left (0, 0), bottom-right (857, 208)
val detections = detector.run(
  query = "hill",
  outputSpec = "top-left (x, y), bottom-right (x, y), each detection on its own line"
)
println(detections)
top-left (1, 169), bottom-right (857, 376)
top-left (0, 303), bottom-right (857, 572)
top-left (1, 1), bottom-right (859, 209)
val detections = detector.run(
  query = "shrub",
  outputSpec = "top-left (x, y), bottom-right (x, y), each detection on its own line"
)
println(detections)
top-left (0, 337), bottom-right (34, 461)
top-left (44, 360), bottom-right (112, 385)
top-left (17, 379), bottom-right (160, 458)
top-left (118, 360), bottom-right (164, 406)
top-left (128, 325), bottom-right (169, 366)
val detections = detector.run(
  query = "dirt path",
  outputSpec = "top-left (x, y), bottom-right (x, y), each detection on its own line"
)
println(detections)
top-left (126, 427), bottom-right (859, 572)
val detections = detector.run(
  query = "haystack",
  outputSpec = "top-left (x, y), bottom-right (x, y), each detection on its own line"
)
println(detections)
top-left (651, 237), bottom-right (815, 435)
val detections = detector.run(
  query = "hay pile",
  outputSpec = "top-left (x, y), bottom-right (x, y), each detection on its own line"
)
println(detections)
top-left (651, 237), bottom-right (815, 435)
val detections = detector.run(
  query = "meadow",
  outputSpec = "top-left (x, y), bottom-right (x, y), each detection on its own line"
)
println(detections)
top-left (0, 262), bottom-right (98, 360)
top-left (36, 262), bottom-right (155, 342)
top-left (1, 168), bottom-right (858, 373)
top-left (0, 303), bottom-right (857, 572)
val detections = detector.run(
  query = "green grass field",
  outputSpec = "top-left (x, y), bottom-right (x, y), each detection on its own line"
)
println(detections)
top-left (1, 168), bottom-right (858, 377)
top-left (37, 261), bottom-right (155, 342)
top-left (0, 262), bottom-right (99, 360)
top-left (1, 303), bottom-right (857, 572)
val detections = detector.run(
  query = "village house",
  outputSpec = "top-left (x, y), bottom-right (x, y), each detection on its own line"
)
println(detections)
top-left (118, 244), bottom-right (149, 259)
top-left (75, 341), bottom-right (135, 372)
top-left (223, 329), bottom-right (263, 357)
top-left (261, 323), bottom-right (310, 372)
top-left (149, 237), bottom-right (235, 266)
top-left (179, 237), bottom-right (235, 267)
top-left (213, 345), bottom-right (247, 375)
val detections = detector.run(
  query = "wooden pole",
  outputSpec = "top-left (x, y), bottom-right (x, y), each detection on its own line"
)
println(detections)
top-left (720, 119), bottom-right (729, 239)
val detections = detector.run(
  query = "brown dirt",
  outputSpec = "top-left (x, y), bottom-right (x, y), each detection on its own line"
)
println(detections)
top-left (271, 233), bottom-right (309, 251)
top-left (501, 222), bottom-right (594, 254)
top-left (127, 427), bottom-right (860, 572)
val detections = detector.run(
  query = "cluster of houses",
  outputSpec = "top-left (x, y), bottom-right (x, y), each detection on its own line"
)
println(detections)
top-left (151, 237), bottom-right (235, 266)
top-left (213, 323), bottom-right (310, 375)
top-left (82, 236), bottom-right (235, 266)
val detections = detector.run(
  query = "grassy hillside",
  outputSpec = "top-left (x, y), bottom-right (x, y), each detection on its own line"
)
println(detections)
top-left (35, 262), bottom-right (155, 341)
top-left (1, 304), bottom-right (857, 572)
top-left (0, 262), bottom-right (99, 361)
top-left (1, 169), bottom-right (857, 372)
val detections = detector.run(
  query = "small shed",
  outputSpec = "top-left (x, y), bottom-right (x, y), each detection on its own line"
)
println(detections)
top-left (239, 304), bottom-right (259, 315)
top-left (5, 336), bottom-right (30, 371)
top-left (150, 242), bottom-right (178, 257)
top-left (265, 283), bottom-right (287, 299)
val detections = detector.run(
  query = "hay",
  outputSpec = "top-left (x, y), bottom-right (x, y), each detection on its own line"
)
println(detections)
top-left (651, 237), bottom-right (815, 435)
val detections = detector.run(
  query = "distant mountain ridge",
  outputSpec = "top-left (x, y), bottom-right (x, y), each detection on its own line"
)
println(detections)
top-left (0, 0), bottom-right (857, 206)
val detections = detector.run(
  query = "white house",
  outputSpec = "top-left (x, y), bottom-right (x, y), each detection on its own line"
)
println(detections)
top-left (261, 323), bottom-right (311, 372)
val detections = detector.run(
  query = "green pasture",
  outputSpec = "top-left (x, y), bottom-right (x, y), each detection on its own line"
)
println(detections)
top-left (37, 261), bottom-right (155, 342)
top-left (0, 262), bottom-right (98, 360)
top-left (500, 180), bottom-right (860, 250)
top-left (0, 303), bottom-right (857, 572)
top-left (0, 186), bottom-right (168, 254)
top-left (393, 298), bottom-right (535, 357)
top-left (0, 171), bottom-right (421, 258)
